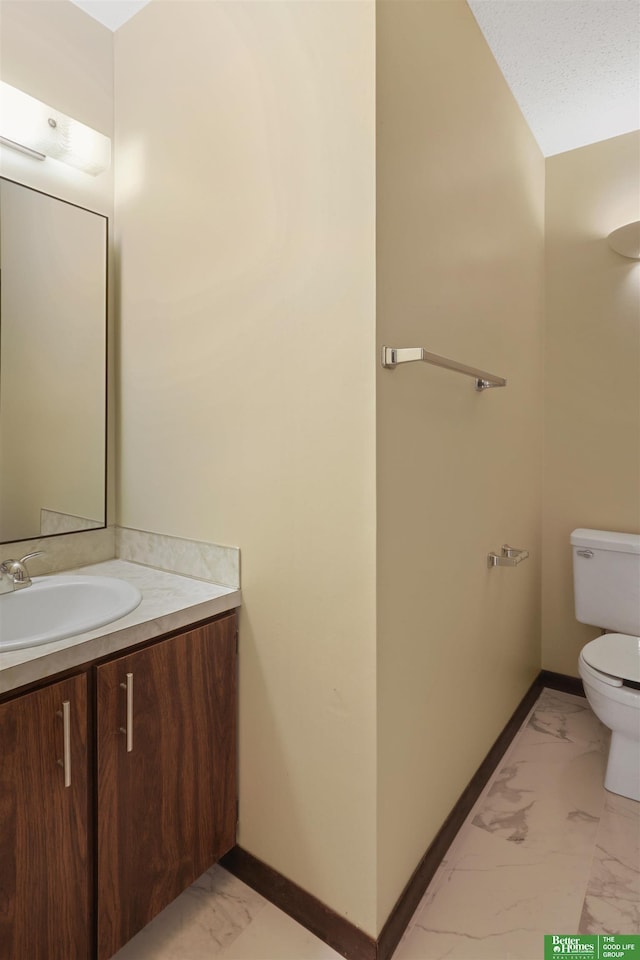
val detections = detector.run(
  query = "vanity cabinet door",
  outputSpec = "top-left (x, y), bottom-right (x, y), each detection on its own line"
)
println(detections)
top-left (0, 674), bottom-right (90, 960)
top-left (96, 614), bottom-right (237, 960)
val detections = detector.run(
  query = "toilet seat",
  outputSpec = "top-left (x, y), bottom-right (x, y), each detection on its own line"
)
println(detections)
top-left (582, 633), bottom-right (640, 684)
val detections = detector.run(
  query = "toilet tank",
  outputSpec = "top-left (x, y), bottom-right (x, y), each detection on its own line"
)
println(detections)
top-left (571, 529), bottom-right (640, 635)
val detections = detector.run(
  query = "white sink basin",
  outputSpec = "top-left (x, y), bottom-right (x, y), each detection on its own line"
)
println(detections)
top-left (0, 575), bottom-right (142, 651)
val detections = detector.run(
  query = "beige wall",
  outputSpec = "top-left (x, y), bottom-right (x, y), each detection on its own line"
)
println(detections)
top-left (376, 0), bottom-right (545, 926)
top-left (542, 132), bottom-right (640, 676)
top-left (115, 0), bottom-right (378, 935)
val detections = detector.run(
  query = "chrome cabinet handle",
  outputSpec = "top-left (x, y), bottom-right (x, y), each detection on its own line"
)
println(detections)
top-left (119, 673), bottom-right (133, 752)
top-left (56, 700), bottom-right (71, 788)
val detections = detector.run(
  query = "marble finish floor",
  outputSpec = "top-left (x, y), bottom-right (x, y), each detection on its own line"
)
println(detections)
top-left (112, 689), bottom-right (639, 960)
top-left (395, 688), bottom-right (640, 959)
top-left (111, 865), bottom-right (342, 960)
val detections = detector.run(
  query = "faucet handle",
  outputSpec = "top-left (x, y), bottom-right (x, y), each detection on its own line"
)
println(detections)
top-left (19, 551), bottom-right (45, 566)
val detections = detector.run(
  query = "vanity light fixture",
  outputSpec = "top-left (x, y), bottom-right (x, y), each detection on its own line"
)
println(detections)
top-left (607, 221), bottom-right (640, 260)
top-left (0, 81), bottom-right (111, 176)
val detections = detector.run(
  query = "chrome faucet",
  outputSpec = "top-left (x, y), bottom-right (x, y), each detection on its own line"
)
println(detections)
top-left (0, 551), bottom-right (45, 593)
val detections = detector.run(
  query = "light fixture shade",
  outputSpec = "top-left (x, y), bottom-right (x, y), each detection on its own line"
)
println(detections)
top-left (0, 81), bottom-right (111, 176)
top-left (607, 221), bottom-right (640, 260)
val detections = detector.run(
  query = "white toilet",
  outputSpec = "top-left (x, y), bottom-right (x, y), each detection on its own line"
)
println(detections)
top-left (571, 528), bottom-right (640, 802)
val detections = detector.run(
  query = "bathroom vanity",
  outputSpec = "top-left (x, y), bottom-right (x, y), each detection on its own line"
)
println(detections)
top-left (0, 561), bottom-right (241, 960)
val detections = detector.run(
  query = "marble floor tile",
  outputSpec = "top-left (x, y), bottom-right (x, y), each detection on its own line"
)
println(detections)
top-left (394, 689), bottom-right (640, 959)
top-left (394, 923), bottom-right (550, 960)
top-left (217, 901), bottom-right (344, 960)
top-left (470, 744), bottom-right (607, 857)
top-left (111, 865), bottom-right (268, 960)
top-left (109, 864), bottom-right (343, 960)
top-left (394, 825), bottom-right (594, 960)
top-left (523, 689), bottom-right (607, 750)
top-left (579, 895), bottom-right (640, 936)
top-left (579, 792), bottom-right (640, 935)
top-left (444, 690), bottom-right (607, 854)
top-left (438, 690), bottom-right (608, 871)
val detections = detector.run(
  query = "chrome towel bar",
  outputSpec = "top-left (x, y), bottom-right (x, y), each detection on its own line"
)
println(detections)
top-left (488, 545), bottom-right (529, 568)
top-left (381, 346), bottom-right (506, 391)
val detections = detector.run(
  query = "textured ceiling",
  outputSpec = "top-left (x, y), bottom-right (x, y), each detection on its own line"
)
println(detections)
top-left (70, 0), bottom-right (640, 158)
top-left (469, 0), bottom-right (640, 156)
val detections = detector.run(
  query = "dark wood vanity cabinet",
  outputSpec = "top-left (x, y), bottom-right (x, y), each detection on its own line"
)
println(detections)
top-left (0, 611), bottom-right (237, 960)
top-left (96, 617), bottom-right (238, 959)
top-left (0, 674), bottom-right (89, 960)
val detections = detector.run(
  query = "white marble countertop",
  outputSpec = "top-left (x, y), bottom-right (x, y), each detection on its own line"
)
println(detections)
top-left (0, 559), bottom-right (242, 695)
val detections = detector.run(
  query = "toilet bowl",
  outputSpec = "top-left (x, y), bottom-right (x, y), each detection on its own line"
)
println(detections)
top-left (578, 634), bottom-right (640, 802)
top-left (571, 529), bottom-right (640, 802)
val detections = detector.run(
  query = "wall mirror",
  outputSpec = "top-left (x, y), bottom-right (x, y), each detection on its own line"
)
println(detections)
top-left (0, 177), bottom-right (107, 544)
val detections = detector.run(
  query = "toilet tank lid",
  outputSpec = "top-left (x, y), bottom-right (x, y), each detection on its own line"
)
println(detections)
top-left (571, 528), bottom-right (640, 554)
top-left (582, 634), bottom-right (640, 683)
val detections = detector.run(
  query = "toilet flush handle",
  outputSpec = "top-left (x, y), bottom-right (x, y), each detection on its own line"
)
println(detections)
top-left (577, 549), bottom-right (594, 558)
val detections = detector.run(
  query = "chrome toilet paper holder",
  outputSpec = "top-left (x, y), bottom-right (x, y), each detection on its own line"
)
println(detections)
top-left (488, 545), bottom-right (529, 568)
